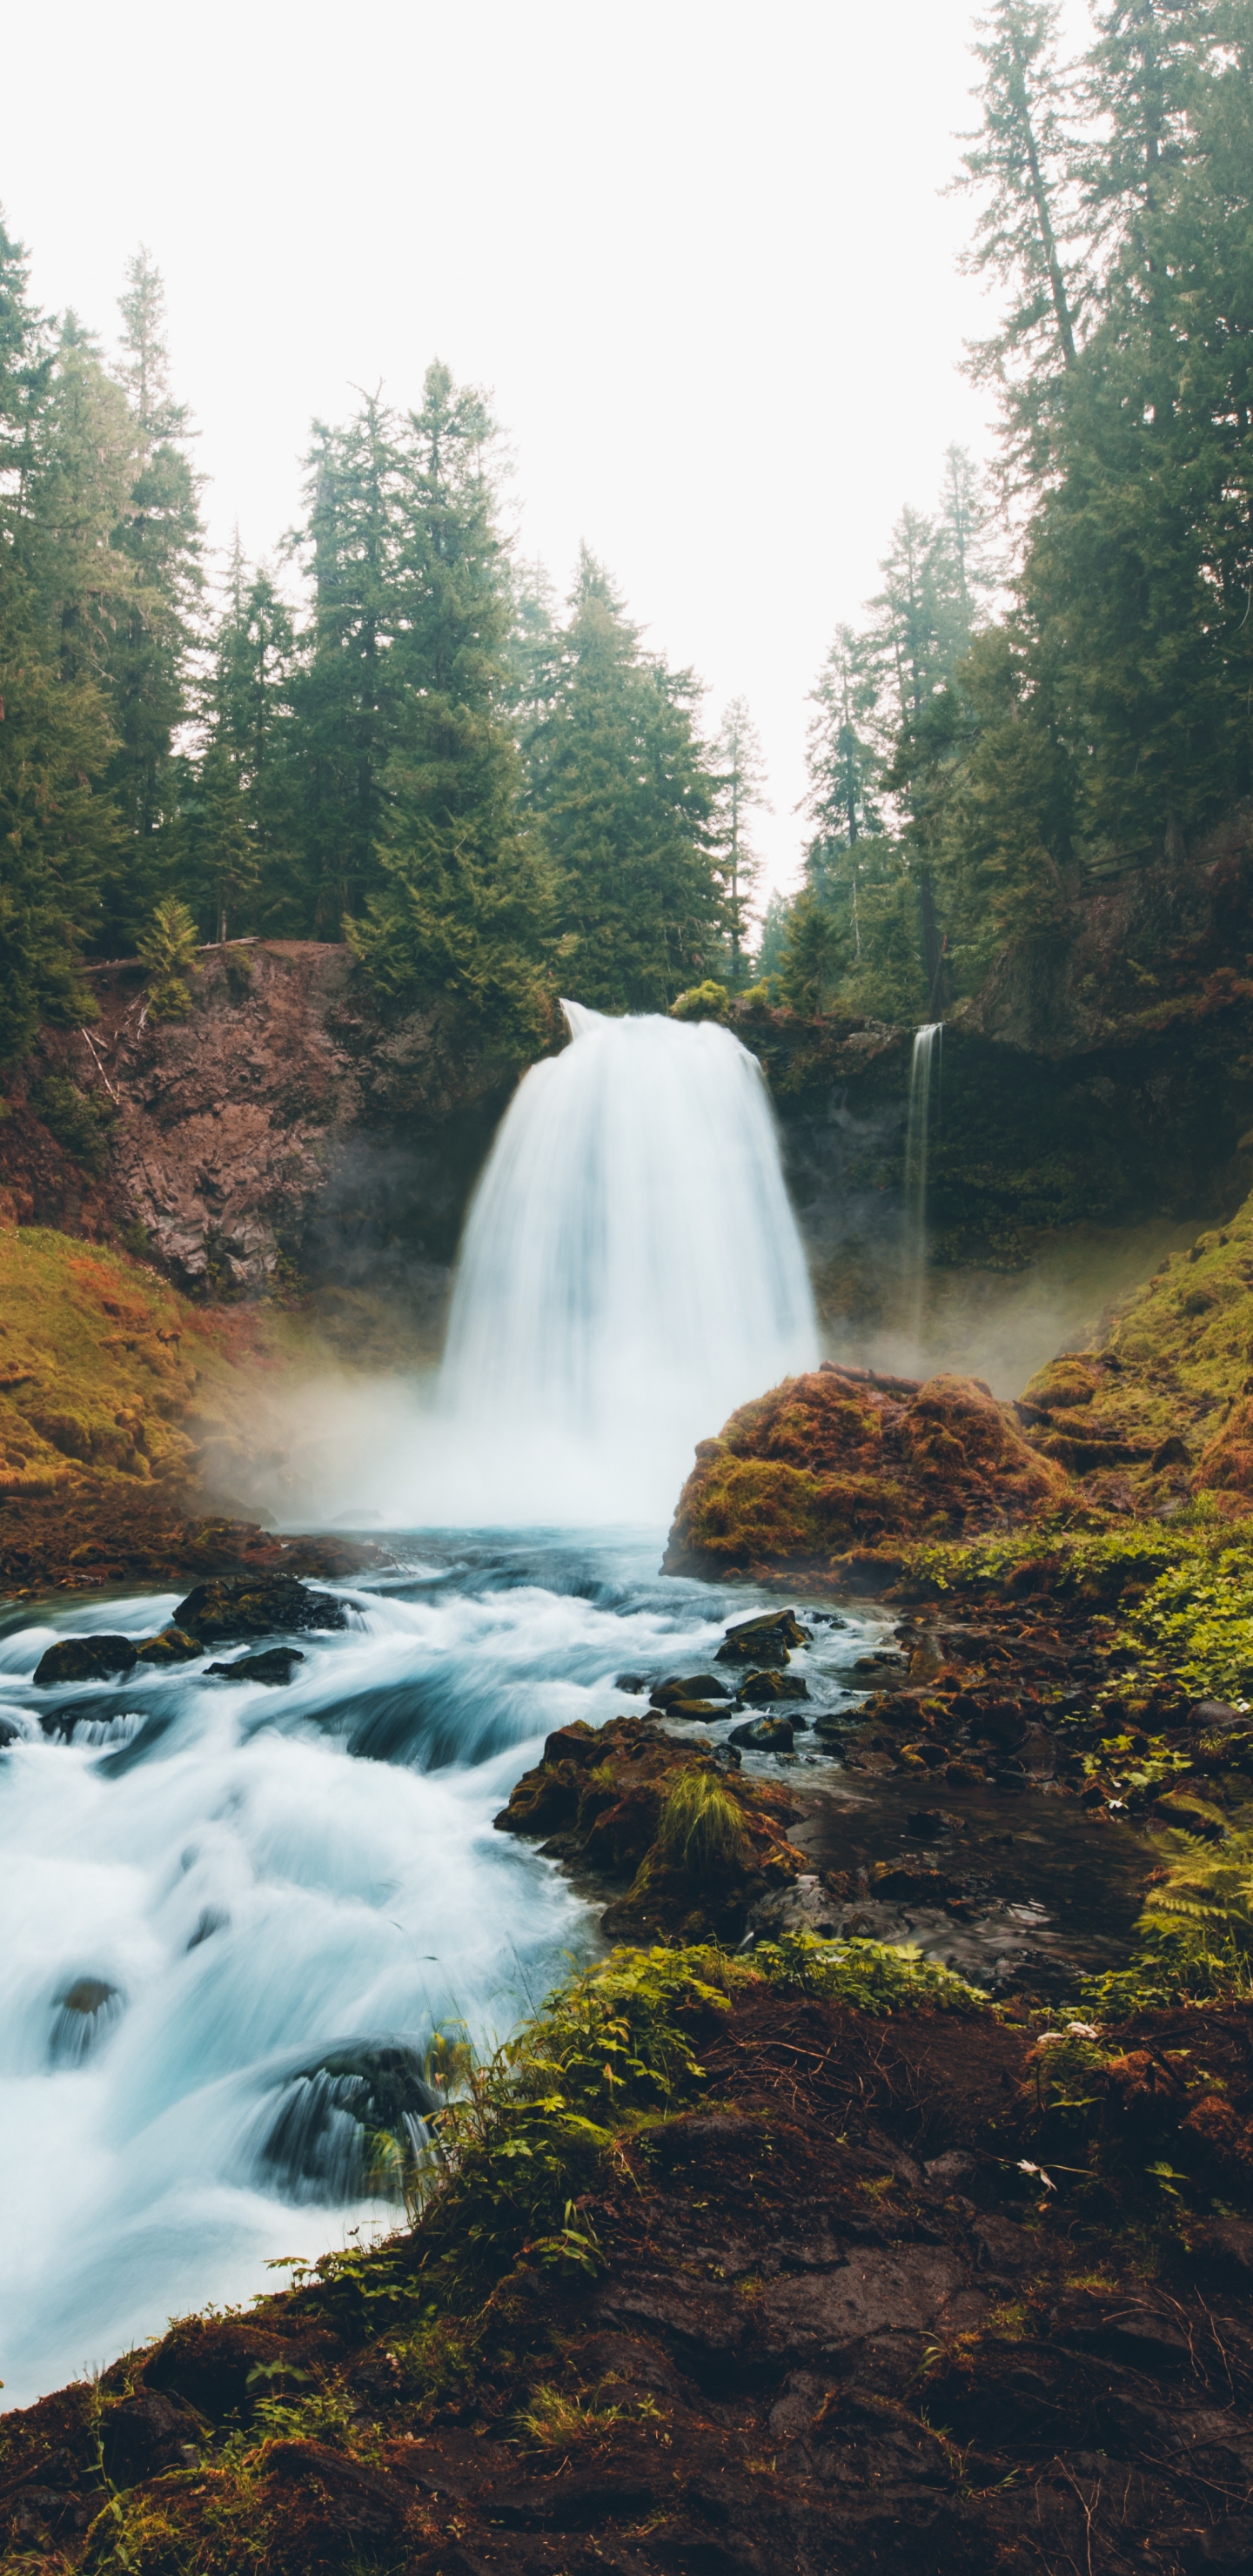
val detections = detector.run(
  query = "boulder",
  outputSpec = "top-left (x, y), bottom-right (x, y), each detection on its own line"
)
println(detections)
top-left (33, 1633), bottom-right (137, 1687)
top-left (133, 1627), bottom-right (201, 1665)
top-left (650, 1674), bottom-right (733, 1706)
top-left (739, 1669), bottom-right (810, 1705)
top-left (728, 1714), bottom-right (796, 1752)
top-left (205, 1647), bottom-right (305, 1686)
top-left (172, 1573), bottom-right (346, 1646)
top-left (714, 1608), bottom-right (812, 1666)
top-left (666, 1366), bottom-right (1069, 1577)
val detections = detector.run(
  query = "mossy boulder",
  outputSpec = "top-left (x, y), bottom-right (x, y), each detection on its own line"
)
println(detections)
top-left (172, 1573), bottom-right (347, 1646)
top-left (664, 1362), bottom-right (1067, 1580)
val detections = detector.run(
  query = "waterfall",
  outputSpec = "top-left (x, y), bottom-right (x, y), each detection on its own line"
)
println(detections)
top-left (903, 1022), bottom-right (941, 1345)
top-left (431, 1002), bottom-right (819, 1521)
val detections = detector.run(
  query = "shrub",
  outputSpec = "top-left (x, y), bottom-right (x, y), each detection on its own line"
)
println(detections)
top-left (29, 1073), bottom-right (117, 1174)
top-left (654, 1771), bottom-right (748, 1877)
top-left (137, 897), bottom-right (202, 1022)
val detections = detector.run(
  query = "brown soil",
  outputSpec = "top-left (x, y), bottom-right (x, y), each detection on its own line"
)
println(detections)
top-left (6, 1985), bottom-right (1253, 2575)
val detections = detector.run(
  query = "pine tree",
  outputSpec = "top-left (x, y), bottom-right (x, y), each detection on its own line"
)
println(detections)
top-left (710, 697), bottom-right (769, 983)
top-left (194, 540), bottom-right (301, 933)
top-left (953, 0), bottom-right (1084, 469)
top-left (0, 217), bottom-right (117, 1063)
top-left (346, 364), bottom-right (551, 1048)
top-left (103, 249), bottom-right (203, 939)
top-left (530, 550), bottom-right (724, 1014)
top-left (291, 392), bottom-right (403, 930)
top-left (776, 890), bottom-right (848, 1016)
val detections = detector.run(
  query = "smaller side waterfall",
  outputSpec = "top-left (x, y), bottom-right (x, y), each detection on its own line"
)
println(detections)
top-left (903, 1022), bottom-right (942, 1345)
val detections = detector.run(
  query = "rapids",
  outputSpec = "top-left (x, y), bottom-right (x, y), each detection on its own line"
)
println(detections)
top-left (0, 1543), bottom-right (891, 2408)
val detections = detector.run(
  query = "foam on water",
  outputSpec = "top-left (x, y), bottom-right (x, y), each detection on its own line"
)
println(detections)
top-left (1, 1540), bottom-right (855, 2405)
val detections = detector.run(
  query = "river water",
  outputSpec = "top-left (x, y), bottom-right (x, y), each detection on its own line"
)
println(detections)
top-left (0, 1534), bottom-right (881, 2408)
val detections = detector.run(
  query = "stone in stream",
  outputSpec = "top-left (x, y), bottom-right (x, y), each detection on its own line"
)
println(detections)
top-left (739, 1669), bottom-right (810, 1706)
top-left (33, 1633), bottom-right (137, 1687)
top-left (714, 1609), bottom-right (812, 1668)
top-left (728, 1713), bottom-right (796, 1752)
top-left (173, 1573), bottom-right (347, 1647)
top-left (205, 1647), bottom-right (306, 1687)
top-left (652, 1673), bottom-right (734, 1702)
top-left (134, 1627), bottom-right (201, 1665)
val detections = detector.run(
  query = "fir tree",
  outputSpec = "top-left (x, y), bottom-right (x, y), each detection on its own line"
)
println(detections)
top-left (104, 249), bottom-right (203, 939)
top-left (710, 697), bottom-right (769, 983)
top-left (292, 392), bottom-right (403, 930)
top-left (346, 364), bottom-right (551, 1047)
top-left (530, 550), bottom-right (725, 1013)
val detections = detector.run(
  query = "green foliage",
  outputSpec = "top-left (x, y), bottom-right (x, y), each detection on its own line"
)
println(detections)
top-left (752, 1930), bottom-right (988, 2015)
top-left (528, 550), bottom-right (727, 1013)
top-left (1124, 1549), bottom-right (1253, 1705)
top-left (137, 896), bottom-right (200, 1021)
top-left (776, 889), bottom-right (848, 1016)
top-left (669, 979), bottom-right (730, 1023)
top-left (30, 1073), bottom-right (117, 1173)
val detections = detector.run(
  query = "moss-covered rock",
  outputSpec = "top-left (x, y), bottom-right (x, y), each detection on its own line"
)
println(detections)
top-left (664, 1361), bottom-right (1067, 1580)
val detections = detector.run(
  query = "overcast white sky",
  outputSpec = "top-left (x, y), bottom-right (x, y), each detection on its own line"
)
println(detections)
top-left (2, 0), bottom-right (1076, 904)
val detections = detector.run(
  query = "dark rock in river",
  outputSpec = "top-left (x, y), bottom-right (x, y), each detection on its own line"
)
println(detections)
top-left (33, 1633), bottom-right (137, 1687)
top-left (173, 1573), bottom-right (347, 1646)
top-left (134, 1626), bottom-right (201, 1665)
top-left (739, 1668), bottom-right (810, 1704)
top-left (205, 1647), bottom-right (306, 1687)
top-left (651, 1674), bottom-right (734, 1707)
top-left (714, 1608), bottom-right (812, 1667)
top-left (728, 1714), bottom-right (796, 1752)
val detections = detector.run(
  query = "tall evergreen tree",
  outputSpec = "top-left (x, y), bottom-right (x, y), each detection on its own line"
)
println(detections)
top-left (346, 364), bottom-right (551, 1046)
top-left (191, 540), bottom-right (301, 935)
top-left (103, 249), bottom-right (202, 939)
top-left (528, 550), bottom-right (725, 1014)
top-left (292, 392), bottom-right (403, 931)
top-left (0, 218), bottom-right (118, 1061)
top-left (710, 697), bottom-right (769, 983)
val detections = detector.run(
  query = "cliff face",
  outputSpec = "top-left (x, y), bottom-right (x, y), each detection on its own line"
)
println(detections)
top-left (0, 943), bottom-right (523, 1317)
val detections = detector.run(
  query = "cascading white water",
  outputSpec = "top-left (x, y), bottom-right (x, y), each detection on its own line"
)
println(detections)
top-left (430, 1002), bottom-right (819, 1520)
top-left (903, 1021), bottom-right (941, 1345)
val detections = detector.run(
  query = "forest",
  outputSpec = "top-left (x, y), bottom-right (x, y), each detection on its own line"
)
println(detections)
top-left (2, 0), bottom-right (1251, 1070)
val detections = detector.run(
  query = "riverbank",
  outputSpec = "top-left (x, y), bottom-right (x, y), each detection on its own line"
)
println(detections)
top-left (5, 1937), bottom-right (1253, 2575)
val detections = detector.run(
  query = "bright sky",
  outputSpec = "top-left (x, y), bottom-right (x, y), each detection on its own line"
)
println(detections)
top-left (3, 0), bottom-right (1044, 905)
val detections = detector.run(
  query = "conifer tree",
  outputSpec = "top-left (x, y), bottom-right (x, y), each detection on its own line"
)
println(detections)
top-left (0, 216), bottom-right (117, 1062)
top-left (710, 697), bottom-right (769, 983)
top-left (346, 364), bottom-right (551, 1046)
top-left (104, 249), bottom-right (202, 938)
top-left (530, 550), bottom-right (724, 1014)
top-left (292, 392), bottom-right (403, 930)
top-left (193, 540), bottom-right (301, 933)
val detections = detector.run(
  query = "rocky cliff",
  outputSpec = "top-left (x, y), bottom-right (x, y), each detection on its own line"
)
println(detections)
top-left (0, 943), bottom-right (528, 1329)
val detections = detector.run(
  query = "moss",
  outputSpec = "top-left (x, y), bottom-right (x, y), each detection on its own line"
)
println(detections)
top-left (29, 1073), bottom-right (118, 1176)
top-left (666, 1365), bottom-right (1067, 1576)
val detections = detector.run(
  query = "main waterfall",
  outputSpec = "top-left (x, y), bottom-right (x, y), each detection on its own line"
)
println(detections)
top-left (432, 1002), bottom-right (819, 1520)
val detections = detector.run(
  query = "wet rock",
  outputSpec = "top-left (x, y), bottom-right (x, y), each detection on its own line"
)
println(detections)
top-left (869, 1862), bottom-right (954, 1901)
top-left (32, 1633), bottom-right (137, 1687)
top-left (729, 1714), bottom-right (796, 1752)
top-left (144, 2317), bottom-right (339, 2419)
top-left (204, 1647), bottom-right (305, 1685)
top-left (133, 1626), bottom-right (201, 1665)
top-left (906, 1809), bottom-right (948, 1841)
top-left (739, 1669), bottom-right (810, 1705)
top-left (172, 1573), bottom-right (347, 1646)
top-left (614, 1671), bottom-right (651, 1693)
top-left (656, 1700), bottom-right (726, 1721)
top-left (651, 1674), bottom-right (734, 1707)
top-left (259, 2437), bottom-right (411, 2560)
top-left (714, 1609), bottom-right (812, 1667)
top-left (101, 2388), bottom-right (201, 2485)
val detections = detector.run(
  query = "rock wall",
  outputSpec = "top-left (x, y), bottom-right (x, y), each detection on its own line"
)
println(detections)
top-left (0, 943), bottom-right (525, 1321)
